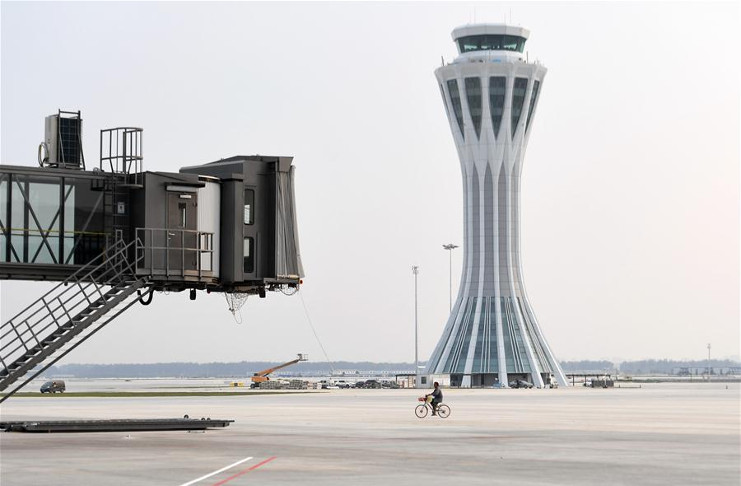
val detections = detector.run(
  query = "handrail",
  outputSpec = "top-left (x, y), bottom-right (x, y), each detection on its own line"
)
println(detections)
top-left (0, 258), bottom-right (127, 349)
top-left (3, 241), bottom-right (140, 332)
top-left (0, 238), bottom-right (145, 377)
top-left (0, 280), bottom-right (147, 402)
top-left (134, 227), bottom-right (214, 278)
top-left (3, 239), bottom-right (135, 326)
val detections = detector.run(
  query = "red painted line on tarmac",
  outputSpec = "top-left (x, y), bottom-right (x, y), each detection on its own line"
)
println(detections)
top-left (210, 456), bottom-right (277, 485)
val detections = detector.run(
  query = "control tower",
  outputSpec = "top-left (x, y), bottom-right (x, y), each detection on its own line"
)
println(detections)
top-left (424, 24), bottom-right (568, 388)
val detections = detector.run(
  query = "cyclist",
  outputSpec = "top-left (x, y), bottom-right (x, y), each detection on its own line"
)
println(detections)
top-left (426, 381), bottom-right (443, 415)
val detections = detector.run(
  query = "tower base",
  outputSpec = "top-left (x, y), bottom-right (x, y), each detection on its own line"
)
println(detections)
top-left (425, 372), bottom-right (559, 389)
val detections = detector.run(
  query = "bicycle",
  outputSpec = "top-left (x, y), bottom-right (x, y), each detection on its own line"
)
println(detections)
top-left (415, 397), bottom-right (450, 418)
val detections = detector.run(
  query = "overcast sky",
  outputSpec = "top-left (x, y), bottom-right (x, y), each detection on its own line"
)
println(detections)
top-left (1, 1), bottom-right (739, 365)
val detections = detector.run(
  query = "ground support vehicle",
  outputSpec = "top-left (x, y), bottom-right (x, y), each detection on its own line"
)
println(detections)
top-left (250, 354), bottom-right (307, 388)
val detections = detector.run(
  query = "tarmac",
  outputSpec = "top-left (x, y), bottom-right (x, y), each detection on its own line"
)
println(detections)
top-left (0, 382), bottom-right (739, 485)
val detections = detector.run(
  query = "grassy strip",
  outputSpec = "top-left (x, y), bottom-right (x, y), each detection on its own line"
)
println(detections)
top-left (3, 391), bottom-right (320, 398)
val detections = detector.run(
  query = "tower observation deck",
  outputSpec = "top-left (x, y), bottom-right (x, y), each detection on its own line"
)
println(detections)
top-left (424, 24), bottom-right (568, 388)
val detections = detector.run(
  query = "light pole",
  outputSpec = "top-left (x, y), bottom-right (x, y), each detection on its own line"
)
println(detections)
top-left (413, 265), bottom-right (419, 388)
top-left (442, 244), bottom-right (458, 311)
top-left (707, 343), bottom-right (712, 375)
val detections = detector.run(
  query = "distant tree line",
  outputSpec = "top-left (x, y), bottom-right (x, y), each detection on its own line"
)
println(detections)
top-left (618, 359), bottom-right (739, 375)
top-left (561, 359), bottom-right (739, 374)
top-left (559, 361), bottom-right (615, 372)
top-left (45, 358), bottom-right (740, 378)
top-left (46, 361), bottom-right (419, 378)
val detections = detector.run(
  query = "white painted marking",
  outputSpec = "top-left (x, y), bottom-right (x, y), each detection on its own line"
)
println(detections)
top-left (178, 457), bottom-right (253, 486)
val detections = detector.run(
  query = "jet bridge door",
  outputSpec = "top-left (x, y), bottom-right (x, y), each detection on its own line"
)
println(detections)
top-left (166, 192), bottom-right (198, 272)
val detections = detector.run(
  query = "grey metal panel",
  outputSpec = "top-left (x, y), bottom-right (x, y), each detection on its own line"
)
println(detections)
top-left (467, 165), bottom-right (480, 297)
top-left (483, 164), bottom-right (495, 295)
top-left (497, 170), bottom-right (510, 296)
top-left (444, 297), bottom-right (476, 373)
top-left (165, 192), bottom-right (198, 272)
top-left (197, 182), bottom-right (220, 276)
top-left (257, 162), bottom-right (276, 280)
top-left (275, 167), bottom-right (304, 278)
top-left (473, 296), bottom-right (490, 373)
top-left (220, 179), bottom-right (242, 284)
top-left (181, 155), bottom-right (304, 289)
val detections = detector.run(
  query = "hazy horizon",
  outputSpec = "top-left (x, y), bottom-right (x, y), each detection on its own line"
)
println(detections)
top-left (46, 356), bottom-right (741, 366)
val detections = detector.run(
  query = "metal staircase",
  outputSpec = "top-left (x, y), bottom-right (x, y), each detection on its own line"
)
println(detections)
top-left (0, 238), bottom-right (149, 402)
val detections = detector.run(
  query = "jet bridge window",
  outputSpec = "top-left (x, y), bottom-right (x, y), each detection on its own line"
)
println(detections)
top-left (243, 189), bottom-right (254, 225)
top-left (178, 203), bottom-right (187, 228)
top-left (243, 237), bottom-right (254, 273)
top-left (0, 173), bottom-right (102, 265)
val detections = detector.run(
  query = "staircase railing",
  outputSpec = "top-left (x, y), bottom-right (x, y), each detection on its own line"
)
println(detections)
top-left (0, 238), bottom-right (143, 379)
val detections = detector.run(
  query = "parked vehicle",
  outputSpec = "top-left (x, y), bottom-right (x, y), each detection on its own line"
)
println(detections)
top-left (40, 380), bottom-right (65, 393)
top-left (317, 379), bottom-right (339, 390)
top-left (508, 379), bottom-right (533, 389)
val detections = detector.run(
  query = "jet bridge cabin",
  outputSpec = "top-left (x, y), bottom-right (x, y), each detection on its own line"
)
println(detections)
top-left (178, 155), bottom-right (303, 293)
top-left (129, 156), bottom-right (304, 293)
top-left (0, 113), bottom-right (306, 402)
top-left (0, 113), bottom-right (303, 298)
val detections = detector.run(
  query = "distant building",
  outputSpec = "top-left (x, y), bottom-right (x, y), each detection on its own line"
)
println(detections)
top-left (424, 24), bottom-right (568, 388)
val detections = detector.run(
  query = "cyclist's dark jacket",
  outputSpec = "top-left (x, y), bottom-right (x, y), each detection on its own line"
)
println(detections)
top-left (431, 387), bottom-right (443, 402)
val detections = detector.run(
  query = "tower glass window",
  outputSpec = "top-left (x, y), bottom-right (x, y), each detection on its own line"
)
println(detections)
top-left (464, 77), bottom-right (482, 138)
top-left (446, 79), bottom-right (465, 139)
top-left (511, 78), bottom-right (528, 138)
top-left (457, 35), bottom-right (526, 53)
top-left (488, 77), bottom-right (506, 138)
top-left (526, 80), bottom-right (541, 132)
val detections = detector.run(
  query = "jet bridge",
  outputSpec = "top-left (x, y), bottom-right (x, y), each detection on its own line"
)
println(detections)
top-left (0, 110), bottom-right (304, 401)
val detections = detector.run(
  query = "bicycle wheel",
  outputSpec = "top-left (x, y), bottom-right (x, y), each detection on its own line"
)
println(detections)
top-left (437, 404), bottom-right (450, 418)
top-left (415, 404), bottom-right (428, 418)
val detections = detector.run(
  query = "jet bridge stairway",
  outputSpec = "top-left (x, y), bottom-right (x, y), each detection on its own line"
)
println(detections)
top-left (0, 239), bottom-right (150, 403)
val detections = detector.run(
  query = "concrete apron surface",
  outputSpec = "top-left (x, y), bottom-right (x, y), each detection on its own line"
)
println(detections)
top-left (0, 383), bottom-right (739, 486)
